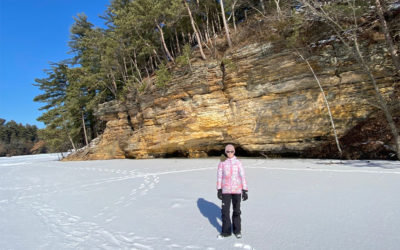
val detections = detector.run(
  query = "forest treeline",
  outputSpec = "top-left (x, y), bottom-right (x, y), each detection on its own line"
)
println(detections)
top-left (33, 0), bottom-right (400, 157)
top-left (0, 119), bottom-right (44, 157)
top-left (34, 0), bottom-right (279, 152)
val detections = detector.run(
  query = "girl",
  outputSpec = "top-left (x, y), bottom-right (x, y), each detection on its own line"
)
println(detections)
top-left (217, 144), bottom-right (248, 238)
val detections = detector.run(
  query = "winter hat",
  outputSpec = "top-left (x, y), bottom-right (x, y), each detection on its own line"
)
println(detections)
top-left (225, 144), bottom-right (235, 153)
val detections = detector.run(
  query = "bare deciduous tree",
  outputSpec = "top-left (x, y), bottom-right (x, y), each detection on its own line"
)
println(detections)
top-left (183, 0), bottom-right (207, 60)
top-left (296, 51), bottom-right (343, 157)
top-left (300, 0), bottom-right (400, 159)
top-left (375, 0), bottom-right (400, 75)
top-left (220, 0), bottom-right (233, 47)
top-left (155, 21), bottom-right (175, 63)
top-left (227, 0), bottom-right (239, 33)
top-left (273, 0), bottom-right (282, 20)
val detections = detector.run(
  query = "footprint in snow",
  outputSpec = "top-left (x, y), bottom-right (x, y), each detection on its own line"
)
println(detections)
top-left (171, 203), bottom-right (181, 208)
top-left (184, 245), bottom-right (202, 249)
top-left (234, 243), bottom-right (254, 249)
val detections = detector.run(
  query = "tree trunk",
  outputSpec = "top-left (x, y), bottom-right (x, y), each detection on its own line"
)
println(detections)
top-left (182, 31), bottom-right (186, 44)
top-left (156, 21), bottom-right (175, 63)
top-left (184, 1), bottom-right (207, 60)
top-left (81, 111), bottom-right (89, 146)
top-left (122, 56), bottom-right (129, 84)
top-left (232, 1), bottom-right (237, 33)
top-left (205, 10), bottom-right (212, 45)
top-left (152, 49), bottom-right (162, 65)
top-left (189, 32), bottom-right (193, 44)
top-left (353, 38), bottom-right (400, 160)
top-left (170, 42), bottom-right (175, 58)
top-left (215, 6), bottom-right (223, 32)
top-left (297, 51), bottom-right (343, 157)
top-left (116, 61), bottom-right (126, 85)
top-left (195, 21), bottom-right (205, 43)
top-left (67, 133), bottom-right (77, 151)
top-left (273, 0), bottom-right (282, 20)
top-left (89, 117), bottom-right (95, 142)
top-left (153, 54), bottom-right (159, 69)
top-left (351, 2), bottom-right (400, 160)
top-left (211, 19), bottom-right (216, 38)
top-left (149, 56), bottom-right (155, 72)
top-left (145, 66), bottom-right (150, 78)
top-left (260, 0), bottom-right (266, 15)
top-left (104, 73), bottom-right (117, 97)
top-left (132, 49), bottom-right (143, 82)
top-left (175, 29), bottom-right (181, 54)
top-left (128, 56), bottom-right (135, 79)
top-left (219, 0), bottom-right (232, 47)
top-left (204, 21), bottom-right (209, 44)
top-left (109, 71), bottom-right (118, 97)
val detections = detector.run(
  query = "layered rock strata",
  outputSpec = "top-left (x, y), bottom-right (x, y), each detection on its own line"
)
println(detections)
top-left (66, 41), bottom-right (398, 160)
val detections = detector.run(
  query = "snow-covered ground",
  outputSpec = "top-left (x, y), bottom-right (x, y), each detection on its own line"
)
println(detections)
top-left (1, 154), bottom-right (400, 250)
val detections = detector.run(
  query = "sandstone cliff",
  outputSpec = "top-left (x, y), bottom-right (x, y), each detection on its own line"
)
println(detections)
top-left (65, 20), bottom-right (399, 160)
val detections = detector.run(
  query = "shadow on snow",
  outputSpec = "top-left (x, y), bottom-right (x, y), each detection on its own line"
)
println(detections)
top-left (197, 198), bottom-right (221, 233)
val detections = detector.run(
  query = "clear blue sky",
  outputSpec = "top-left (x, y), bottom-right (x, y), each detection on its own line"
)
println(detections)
top-left (0, 0), bottom-right (110, 128)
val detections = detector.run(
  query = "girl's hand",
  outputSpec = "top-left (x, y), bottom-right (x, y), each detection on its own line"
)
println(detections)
top-left (242, 190), bottom-right (248, 201)
top-left (218, 189), bottom-right (223, 200)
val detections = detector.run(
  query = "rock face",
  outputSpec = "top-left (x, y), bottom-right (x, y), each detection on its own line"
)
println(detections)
top-left (66, 41), bottom-right (398, 160)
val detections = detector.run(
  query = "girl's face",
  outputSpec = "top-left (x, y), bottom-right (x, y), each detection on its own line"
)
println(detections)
top-left (225, 150), bottom-right (235, 158)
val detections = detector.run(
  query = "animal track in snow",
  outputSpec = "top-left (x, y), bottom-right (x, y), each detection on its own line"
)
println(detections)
top-left (3, 160), bottom-right (230, 250)
top-left (93, 174), bottom-right (159, 222)
top-left (30, 201), bottom-right (156, 250)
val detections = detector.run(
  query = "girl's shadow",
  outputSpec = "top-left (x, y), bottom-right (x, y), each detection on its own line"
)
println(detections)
top-left (197, 198), bottom-right (221, 232)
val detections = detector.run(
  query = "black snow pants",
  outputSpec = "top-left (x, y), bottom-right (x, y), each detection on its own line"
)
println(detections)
top-left (221, 193), bottom-right (242, 235)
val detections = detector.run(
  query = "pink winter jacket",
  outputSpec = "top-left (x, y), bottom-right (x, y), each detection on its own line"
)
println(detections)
top-left (217, 156), bottom-right (248, 194)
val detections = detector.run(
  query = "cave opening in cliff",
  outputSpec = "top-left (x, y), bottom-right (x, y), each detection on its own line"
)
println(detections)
top-left (233, 146), bottom-right (261, 157)
top-left (206, 149), bottom-right (225, 157)
top-left (206, 145), bottom-right (261, 158)
top-left (164, 150), bottom-right (188, 158)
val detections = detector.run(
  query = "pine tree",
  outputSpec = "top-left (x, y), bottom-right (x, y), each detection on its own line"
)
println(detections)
top-left (33, 63), bottom-right (77, 151)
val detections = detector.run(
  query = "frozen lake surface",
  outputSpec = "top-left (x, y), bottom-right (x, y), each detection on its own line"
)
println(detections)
top-left (1, 154), bottom-right (400, 249)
